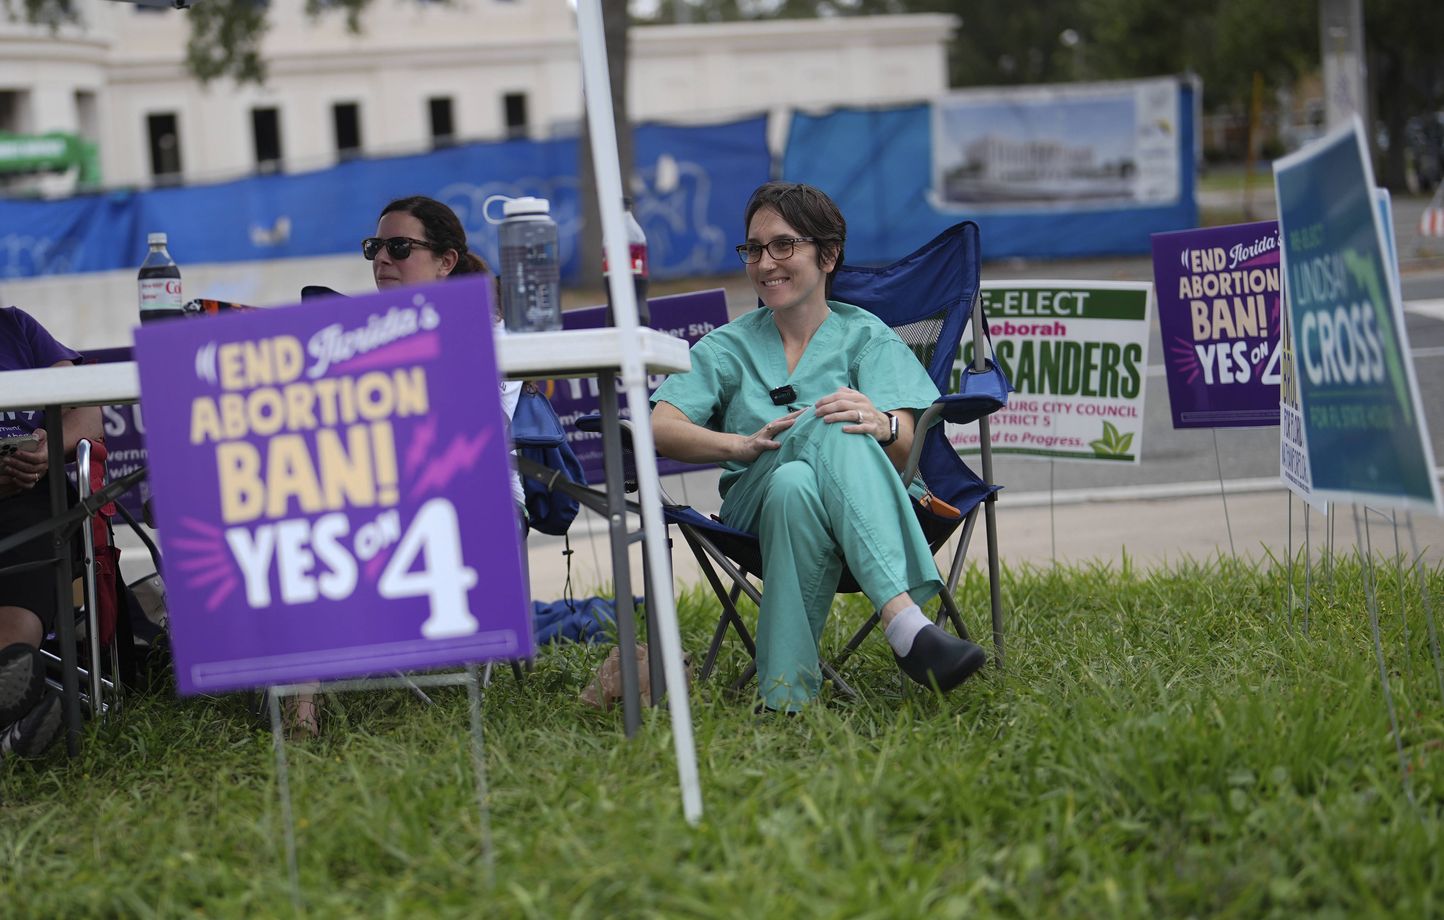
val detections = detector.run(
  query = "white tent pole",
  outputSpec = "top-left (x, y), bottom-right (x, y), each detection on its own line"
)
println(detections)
top-left (575, 0), bottom-right (703, 825)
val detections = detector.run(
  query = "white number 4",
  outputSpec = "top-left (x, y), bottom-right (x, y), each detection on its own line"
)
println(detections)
top-left (1261, 339), bottom-right (1282, 386)
top-left (378, 498), bottom-right (480, 639)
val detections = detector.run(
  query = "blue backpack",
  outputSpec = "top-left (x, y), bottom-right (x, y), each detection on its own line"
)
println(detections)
top-left (512, 382), bottom-right (586, 535)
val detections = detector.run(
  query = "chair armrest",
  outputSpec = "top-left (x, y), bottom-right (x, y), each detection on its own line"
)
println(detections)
top-left (933, 391), bottom-right (1007, 426)
top-left (573, 413), bottom-right (688, 505)
top-left (900, 393), bottom-right (1005, 487)
top-left (576, 412), bottom-right (637, 453)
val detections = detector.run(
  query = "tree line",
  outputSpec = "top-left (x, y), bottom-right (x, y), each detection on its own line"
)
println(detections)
top-left (8, 0), bottom-right (1441, 188)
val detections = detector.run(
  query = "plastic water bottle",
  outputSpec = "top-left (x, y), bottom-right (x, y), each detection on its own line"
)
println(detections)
top-left (604, 198), bottom-right (650, 326)
top-left (137, 232), bottom-right (184, 324)
top-left (487, 195), bottom-right (561, 332)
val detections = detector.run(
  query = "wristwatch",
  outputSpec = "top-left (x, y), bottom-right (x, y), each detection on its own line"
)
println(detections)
top-left (879, 411), bottom-right (899, 447)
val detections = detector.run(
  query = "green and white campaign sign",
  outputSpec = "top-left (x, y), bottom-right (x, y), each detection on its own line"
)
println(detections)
top-left (1274, 119), bottom-right (1441, 514)
top-left (948, 281), bottom-right (1153, 462)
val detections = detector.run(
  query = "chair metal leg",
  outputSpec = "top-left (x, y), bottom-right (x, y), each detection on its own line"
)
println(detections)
top-left (982, 495), bottom-right (1005, 671)
top-left (108, 643), bottom-right (123, 716)
top-left (698, 601), bottom-right (732, 683)
top-left (729, 660), bottom-right (757, 696)
top-left (47, 409), bottom-right (82, 755)
top-left (820, 660), bottom-right (858, 701)
top-left (937, 588), bottom-right (970, 640)
top-left (39, 648), bottom-right (115, 716)
top-left (832, 611), bottom-right (880, 670)
top-left (949, 508), bottom-right (979, 594)
top-left (77, 470), bottom-right (106, 719)
top-left (685, 527), bottom-right (761, 682)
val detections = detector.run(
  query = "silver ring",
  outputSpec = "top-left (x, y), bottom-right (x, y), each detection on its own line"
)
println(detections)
top-left (856, 410), bottom-right (863, 424)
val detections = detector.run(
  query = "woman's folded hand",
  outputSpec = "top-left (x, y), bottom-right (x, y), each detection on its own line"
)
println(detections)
top-left (736, 409), bottom-right (803, 462)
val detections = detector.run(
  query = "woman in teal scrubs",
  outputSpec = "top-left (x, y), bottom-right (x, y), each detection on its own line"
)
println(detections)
top-left (651, 182), bottom-right (986, 712)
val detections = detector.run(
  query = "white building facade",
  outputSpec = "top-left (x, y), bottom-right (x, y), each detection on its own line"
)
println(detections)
top-left (1, 3), bottom-right (954, 346)
top-left (1, 1), bottom-right (955, 192)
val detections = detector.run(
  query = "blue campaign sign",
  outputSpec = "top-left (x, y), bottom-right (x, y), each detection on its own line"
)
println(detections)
top-left (1273, 120), bottom-right (1441, 514)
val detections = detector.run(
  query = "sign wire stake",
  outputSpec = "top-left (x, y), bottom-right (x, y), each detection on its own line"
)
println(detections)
top-left (1405, 514), bottom-right (1444, 710)
top-left (1390, 511), bottom-right (1413, 686)
top-left (1353, 505), bottom-right (1415, 806)
top-left (1285, 492), bottom-right (1295, 628)
top-left (1212, 429), bottom-right (1235, 560)
top-left (267, 689), bottom-right (302, 913)
top-left (466, 664), bottom-right (496, 886)
top-left (1303, 502), bottom-right (1313, 637)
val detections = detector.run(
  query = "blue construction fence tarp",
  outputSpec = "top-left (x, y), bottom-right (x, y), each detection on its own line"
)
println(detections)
top-left (0, 79), bottom-right (1199, 281)
top-left (0, 115), bottom-right (773, 284)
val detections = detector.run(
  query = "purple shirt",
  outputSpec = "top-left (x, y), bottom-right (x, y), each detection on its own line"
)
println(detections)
top-left (0, 306), bottom-right (83, 439)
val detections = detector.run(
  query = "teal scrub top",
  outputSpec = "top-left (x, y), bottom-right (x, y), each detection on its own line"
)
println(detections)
top-left (651, 300), bottom-right (940, 499)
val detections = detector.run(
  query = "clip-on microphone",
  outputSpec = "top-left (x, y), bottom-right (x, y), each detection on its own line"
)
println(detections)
top-left (769, 385), bottom-right (797, 407)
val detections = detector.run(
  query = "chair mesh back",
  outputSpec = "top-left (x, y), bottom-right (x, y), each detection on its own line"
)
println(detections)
top-left (829, 222), bottom-right (980, 397)
top-left (889, 310), bottom-right (947, 379)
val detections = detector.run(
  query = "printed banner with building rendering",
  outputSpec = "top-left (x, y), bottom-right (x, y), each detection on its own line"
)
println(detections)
top-left (932, 78), bottom-right (1181, 212)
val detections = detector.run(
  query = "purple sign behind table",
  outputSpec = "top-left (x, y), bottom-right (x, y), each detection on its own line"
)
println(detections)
top-left (134, 276), bottom-right (531, 694)
top-left (548, 288), bottom-right (730, 483)
top-left (86, 347), bottom-right (150, 519)
top-left (1150, 221), bottom-right (1282, 428)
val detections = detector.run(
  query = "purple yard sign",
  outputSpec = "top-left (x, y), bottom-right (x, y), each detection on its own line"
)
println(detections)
top-left (548, 289), bottom-right (730, 483)
top-left (1150, 221), bottom-right (1283, 428)
top-left (87, 346), bottom-right (149, 519)
top-left (134, 276), bottom-right (531, 695)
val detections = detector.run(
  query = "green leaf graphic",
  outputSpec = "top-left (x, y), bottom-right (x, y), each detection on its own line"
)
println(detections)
top-left (1089, 420), bottom-right (1133, 458)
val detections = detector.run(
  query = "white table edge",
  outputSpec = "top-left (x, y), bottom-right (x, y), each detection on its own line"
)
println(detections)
top-left (0, 328), bottom-right (692, 410)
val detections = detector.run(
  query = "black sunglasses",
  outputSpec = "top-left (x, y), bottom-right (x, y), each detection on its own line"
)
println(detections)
top-left (362, 236), bottom-right (437, 261)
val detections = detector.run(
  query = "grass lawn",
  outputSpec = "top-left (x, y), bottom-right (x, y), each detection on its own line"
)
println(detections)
top-left (3, 557), bottom-right (1442, 917)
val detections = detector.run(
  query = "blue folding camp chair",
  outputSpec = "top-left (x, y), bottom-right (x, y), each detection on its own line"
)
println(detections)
top-left (608, 221), bottom-right (1008, 697)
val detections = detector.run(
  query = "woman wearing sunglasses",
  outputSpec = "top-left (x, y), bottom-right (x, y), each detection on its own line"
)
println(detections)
top-left (365, 195), bottom-right (491, 289)
top-left (366, 195), bottom-right (524, 525)
top-left (263, 196), bottom-right (524, 740)
top-left (649, 182), bottom-right (987, 713)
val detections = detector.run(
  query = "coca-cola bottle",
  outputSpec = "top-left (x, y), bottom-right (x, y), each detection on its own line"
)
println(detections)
top-left (137, 232), bottom-right (184, 323)
top-left (604, 198), bottom-right (649, 326)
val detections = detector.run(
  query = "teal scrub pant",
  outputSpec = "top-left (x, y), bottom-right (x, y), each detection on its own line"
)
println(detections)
top-left (719, 410), bottom-right (943, 711)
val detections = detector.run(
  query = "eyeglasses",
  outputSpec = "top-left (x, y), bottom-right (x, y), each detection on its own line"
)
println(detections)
top-left (362, 236), bottom-right (437, 261)
top-left (735, 237), bottom-right (817, 264)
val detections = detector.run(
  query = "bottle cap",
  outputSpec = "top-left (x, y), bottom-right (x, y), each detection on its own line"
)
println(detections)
top-left (500, 196), bottom-right (551, 217)
top-left (147, 232), bottom-right (168, 246)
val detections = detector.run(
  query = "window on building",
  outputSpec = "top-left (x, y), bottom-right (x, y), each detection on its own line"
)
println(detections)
top-left (333, 102), bottom-right (362, 160)
top-left (74, 91), bottom-right (99, 143)
top-left (429, 96), bottom-right (455, 148)
top-left (503, 92), bottom-right (528, 139)
top-left (0, 90), bottom-right (29, 134)
top-left (147, 112), bottom-right (182, 185)
top-left (252, 106), bottom-right (283, 173)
